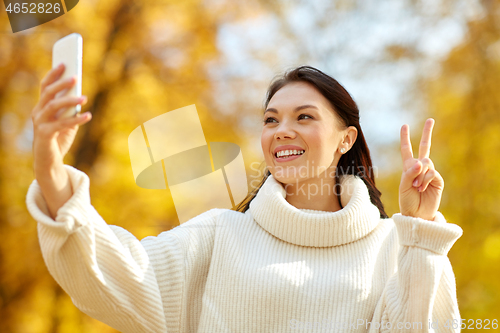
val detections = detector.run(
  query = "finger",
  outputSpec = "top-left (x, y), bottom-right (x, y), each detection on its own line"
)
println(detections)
top-left (39, 75), bottom-right (77, 110)
top-left (35, 112), bottom-right (92, 140)
top-left (37, 96), bottom-right (87, 123)
top-left (40, 63), bottom-right (65, 94)
top-left (418, 118), bottom-right (435, 160)
top-left (45, 112), bottom-right (92, 134)
top-left (413, 157), bottom-right (434, 188)
top-left (401, 159), bottom-right (422, 190)
top-left (418, 168), bottom-right (443, 192)
top-left (400, 124), bottom-right (413, 164)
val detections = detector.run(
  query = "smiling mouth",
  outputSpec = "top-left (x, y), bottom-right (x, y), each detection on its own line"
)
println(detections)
top-left (274, 150), bottom-right (305, 159)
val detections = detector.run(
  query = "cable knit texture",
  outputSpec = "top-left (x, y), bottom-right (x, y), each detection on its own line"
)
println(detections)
top-left (25, 165), bottom-right (463, 332)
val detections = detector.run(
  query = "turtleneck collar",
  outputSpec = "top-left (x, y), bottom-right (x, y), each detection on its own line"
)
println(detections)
top-left (249, 174), bottom-right (382, 247)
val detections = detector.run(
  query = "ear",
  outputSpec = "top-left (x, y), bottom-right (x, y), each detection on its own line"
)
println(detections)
top-left (342, 126), bottom-right (358, 151)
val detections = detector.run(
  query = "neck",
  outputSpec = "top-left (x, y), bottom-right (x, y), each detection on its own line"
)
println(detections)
top-left (282, 176), bottom-right (342, 212)
top-left (249, 173), bottom-right (382, 247)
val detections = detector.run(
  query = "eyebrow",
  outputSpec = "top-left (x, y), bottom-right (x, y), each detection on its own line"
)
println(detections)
top-left (264, 104), bottom-right (319, 115)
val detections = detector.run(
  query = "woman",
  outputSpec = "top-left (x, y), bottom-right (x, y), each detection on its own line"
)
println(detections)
top-left (27, 64), bottom-right (463, 332)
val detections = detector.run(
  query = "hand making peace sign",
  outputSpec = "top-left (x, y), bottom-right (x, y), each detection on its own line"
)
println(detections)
top-left (399, 118), bottom-right (444, 221)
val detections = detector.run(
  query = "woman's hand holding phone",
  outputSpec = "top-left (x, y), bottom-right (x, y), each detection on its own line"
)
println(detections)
top-left (32, 63), bottom-right (91, 219)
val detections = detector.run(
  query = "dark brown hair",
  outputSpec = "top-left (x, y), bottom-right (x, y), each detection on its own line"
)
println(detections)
top-left (233, 65), bottom-right (388, 219)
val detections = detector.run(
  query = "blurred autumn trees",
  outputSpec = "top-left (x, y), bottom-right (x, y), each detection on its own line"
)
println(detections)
top-left (424, 0), bottom-right (500, 316)
top-left (0, 0), bottom-right (499, 331)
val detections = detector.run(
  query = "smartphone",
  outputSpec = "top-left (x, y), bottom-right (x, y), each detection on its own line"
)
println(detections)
top-left (52, 33), bottom-right (83, 119)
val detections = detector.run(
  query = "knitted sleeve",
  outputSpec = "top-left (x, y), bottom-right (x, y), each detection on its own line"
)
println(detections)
top-left (25, 164), bottom-right (220, 333)
top-left (369, 212), bottom-right (463, 333)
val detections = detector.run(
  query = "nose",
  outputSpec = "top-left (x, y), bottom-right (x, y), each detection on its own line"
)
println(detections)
top-left (274, 121), bottom-right (296, 140)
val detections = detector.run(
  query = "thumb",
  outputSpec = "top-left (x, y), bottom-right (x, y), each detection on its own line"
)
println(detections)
top-left (401, 160), bottom-right (422, 189)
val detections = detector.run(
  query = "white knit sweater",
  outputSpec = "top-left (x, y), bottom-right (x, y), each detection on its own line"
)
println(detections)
top-left (26, 165), bottom-right (463, 333)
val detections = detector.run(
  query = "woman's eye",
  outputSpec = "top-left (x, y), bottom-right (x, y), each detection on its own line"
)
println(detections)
top-left (299, 114), bottom-right (313, 120)
top-left (263, 114), bottom-right (312, 124)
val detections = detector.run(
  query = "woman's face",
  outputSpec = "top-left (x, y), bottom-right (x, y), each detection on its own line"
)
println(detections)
top-left (261, 81), bottom-right (354, 185)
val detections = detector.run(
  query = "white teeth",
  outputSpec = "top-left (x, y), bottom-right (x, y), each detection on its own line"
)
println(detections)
top-left (276, 149), bottom-right (305, 158)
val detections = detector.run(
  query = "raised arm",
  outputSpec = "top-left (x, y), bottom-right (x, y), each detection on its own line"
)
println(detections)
top-left (27, 66), bottom-right (219, 332)
top-left (31, 63), bottom-right (91, 219)
top-left (368, 119), bottom-right (463, 332)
